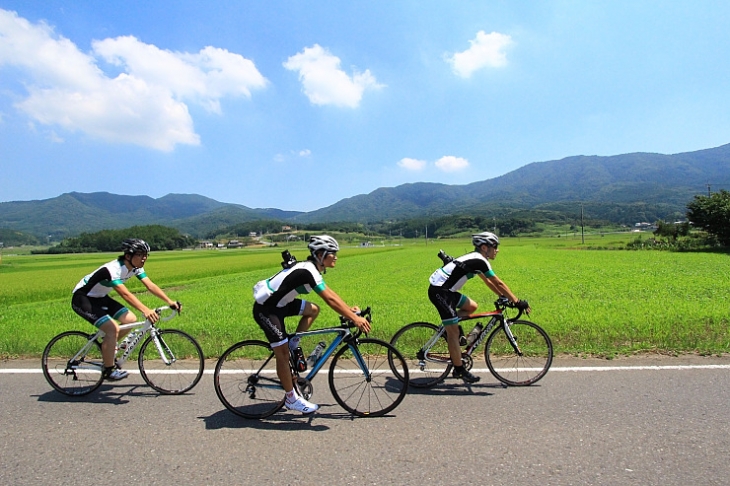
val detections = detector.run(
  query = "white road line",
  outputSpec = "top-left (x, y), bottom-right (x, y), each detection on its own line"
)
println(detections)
top-left (3, 364), bottom-right (730, 374)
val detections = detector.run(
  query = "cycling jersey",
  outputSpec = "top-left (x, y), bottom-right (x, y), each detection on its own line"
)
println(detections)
top-left (253, 260), bottom-right (326, 308)
top-left (73, 258), bottom-right (147, 298)
top-left (428, 251), bottom-right (495, 292)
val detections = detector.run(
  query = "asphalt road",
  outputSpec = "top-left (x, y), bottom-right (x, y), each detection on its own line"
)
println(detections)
top-left (1, 355), bottom-right (729, 486)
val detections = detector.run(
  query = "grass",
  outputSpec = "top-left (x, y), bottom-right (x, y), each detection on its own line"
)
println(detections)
top-left (1, 234), bottom-right (728, 359)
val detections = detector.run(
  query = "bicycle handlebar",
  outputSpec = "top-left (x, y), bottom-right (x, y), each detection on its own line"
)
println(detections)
top-left (494, 296), bottom-right (527, 320)
top-left (339, 306), bottom-right (372, 338)
top-left (153, 305), bottom-right (180, 323)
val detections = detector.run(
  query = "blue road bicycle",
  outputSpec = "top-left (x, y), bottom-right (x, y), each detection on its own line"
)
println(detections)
top-left (213, 307), bottom-right (409, 419)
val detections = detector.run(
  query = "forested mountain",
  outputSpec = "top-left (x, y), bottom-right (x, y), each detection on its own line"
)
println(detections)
top-left (0, 192), bottom-right (302, 239)
top-left (293, 144), bottom-right (730, 224)
top-left (2, 143), bottom-right (729, 239)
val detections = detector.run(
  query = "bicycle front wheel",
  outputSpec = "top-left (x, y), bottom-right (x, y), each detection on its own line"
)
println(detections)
top-left (485, 320), bottom-right (553, 386)
top-left (329, 338), bottom-right (409, 417)
top-left (42, 331), bottom-right (104, 396)
top-left (213, 340), bottom-right (284, 419)
top-left (138, 329), bottom-right (204, 394)
top-left (390, 322), bottom-right (451, 388)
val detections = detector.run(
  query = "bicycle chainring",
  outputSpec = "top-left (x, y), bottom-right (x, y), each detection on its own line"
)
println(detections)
top-left (461, 353), bottom-right (473, 371)
top-left (296, 377), bottom-right (313, 400)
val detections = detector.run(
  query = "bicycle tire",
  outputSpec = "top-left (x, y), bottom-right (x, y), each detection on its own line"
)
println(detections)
top-left (138, 329), bottom-right (204, 394)
top-left (484, 320), bottom-right (553, 386)
top-left (213, 340), bottom-right (284, 419)
top-left (328, 338), bottom-right (409, 417)
top-left (42, 331), bottom-right (104, 396)
top-left (390, 322), bottom-right (451, 388)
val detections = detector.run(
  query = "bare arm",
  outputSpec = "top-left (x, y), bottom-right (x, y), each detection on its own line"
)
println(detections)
top-left (479, 273), bottom-right (519, 303)
top-left (140, 277), bottom-right (176, 306)
top-left (317, 287), bottom-right (371, 332)
top-left (114, 283), bottom-right (159, 323)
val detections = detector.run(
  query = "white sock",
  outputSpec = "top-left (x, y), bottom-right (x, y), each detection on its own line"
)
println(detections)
top-left (285, 389), bottom-right (298, 401)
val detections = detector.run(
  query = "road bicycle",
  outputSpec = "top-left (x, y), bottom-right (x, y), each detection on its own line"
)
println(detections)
top-left (42, 306), bottom-right (204, 396)
top-left (213, 307), bottom-right (409, 419)
top-left (390, 296), bottom-right (552, 388)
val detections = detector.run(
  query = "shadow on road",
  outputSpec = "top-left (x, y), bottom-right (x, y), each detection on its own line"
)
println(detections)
top-left (404, 378), bottom-right (509, 396)
top-left (200, 401), bottom-right (403, 430)
top-left (34, 382), bottom-right (166, 405)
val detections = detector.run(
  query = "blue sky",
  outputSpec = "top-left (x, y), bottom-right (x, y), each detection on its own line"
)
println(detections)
top-left (1, 1), bottom-right (729, 211)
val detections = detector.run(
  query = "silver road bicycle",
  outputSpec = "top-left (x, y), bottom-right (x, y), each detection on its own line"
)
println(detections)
top-left (42, 306), bottom-right (204, 396)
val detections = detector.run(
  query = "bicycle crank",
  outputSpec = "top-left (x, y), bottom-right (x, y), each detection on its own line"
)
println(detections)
top-left (296, 377), bottom-right (313, 400)
top-left (461, 353), bottom-right (473, 371)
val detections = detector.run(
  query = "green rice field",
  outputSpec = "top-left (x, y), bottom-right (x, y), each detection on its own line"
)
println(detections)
top-left (1, 234), bottom-right (728, 359)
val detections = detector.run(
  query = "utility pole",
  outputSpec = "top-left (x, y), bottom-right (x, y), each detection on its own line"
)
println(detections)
top-left (581, 203), bottom-right (585, 245)
top-left (707, 183), bottom-right (711, 197)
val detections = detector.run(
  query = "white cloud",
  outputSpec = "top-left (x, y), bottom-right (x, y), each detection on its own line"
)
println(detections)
top-left (0, 9), bottom-right (267, 151)
top-left (283, 44), bottom-right (383, 108)
top-left (435, 155), bottom-right (469, 172)
top-left (298, 149), bottom-right (311, 157)
top-left (447, 30), bottom-right (513, 78)
top-left (398, 157), bottom-right (427, 171)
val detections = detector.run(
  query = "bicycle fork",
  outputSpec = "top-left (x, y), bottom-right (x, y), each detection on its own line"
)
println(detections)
top-left (347, 343), bottom-right (373, 382)
top-left (502, 319), bottom-right (523, 355)
top-left (149, 330), bottom-right (176, 366)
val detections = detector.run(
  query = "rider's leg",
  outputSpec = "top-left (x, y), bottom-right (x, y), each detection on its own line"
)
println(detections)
top-left (273, 343), bottom-right (295, 392)
top-left (289, 301), bottom-right (319, 351)
top-left (115, 310), bottom-right (137, 342)
top-left (296, 301), bottom-right (319, 333)
top-left (274, 342), bottom-right (319, 414)
top-left (98, 319), bottom-right (121, 368)
top-left (444, 322), bottom-right (463, 367)
top-left (456, 296), bottom-right (478, 317)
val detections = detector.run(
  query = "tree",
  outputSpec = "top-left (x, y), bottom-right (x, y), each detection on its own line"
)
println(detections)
top-left (654, 220), bottom-right (690, 241)
top-left (686, 189), bottom-right (730, 246)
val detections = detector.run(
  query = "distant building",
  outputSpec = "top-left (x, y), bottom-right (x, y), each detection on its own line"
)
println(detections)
top-left (227, 240), bottom-right (243, 248)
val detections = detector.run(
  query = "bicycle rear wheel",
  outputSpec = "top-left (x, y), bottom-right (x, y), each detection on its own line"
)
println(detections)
top-left (213, 340), bottom-right (284, 419)
top-left (138, 329), bottom-right (204, 394)
top-left (329, 338), bottom-right (409, 417)
top-left (484, 320), bottom-right (553, 386)
top-left (42, 331), bottom-right (104, 396)
top-left (390, 322), bottom-right (450, 388)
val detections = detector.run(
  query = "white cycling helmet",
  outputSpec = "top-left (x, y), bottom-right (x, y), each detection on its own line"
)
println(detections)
top-left (308, 235), bottom-right (340, 254)
top-left (472, 231), bottom-right (499, 249)
top-left (121, 238), bottom-right (151, 255)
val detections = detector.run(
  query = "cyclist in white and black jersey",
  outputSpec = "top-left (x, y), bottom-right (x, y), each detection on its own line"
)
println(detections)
top-left (71, 239), bottom-right (181, 381)
top-left (428, 231), bottom-right (530, 384)
top-left (252, 235), bottom-right (370, 414)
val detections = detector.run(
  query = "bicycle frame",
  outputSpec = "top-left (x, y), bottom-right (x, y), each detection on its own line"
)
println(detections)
top-left (421, 309), bottom-right (520, 365)
top-left (72, 308), bottom-right (179, 370)
top-left (294, 326), bottom-right (363, 380)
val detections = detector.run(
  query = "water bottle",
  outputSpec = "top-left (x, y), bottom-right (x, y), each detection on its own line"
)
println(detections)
top-left (118, 332), bottom-right (133, 350)
top-left (465, 323), bottom-right (483, 347)
top-left (119, 330), bottom-right (141, 351)
top-left (307, 341), bottom-right (327, 367)
top-left (292, 347), bottom-right (307, 372)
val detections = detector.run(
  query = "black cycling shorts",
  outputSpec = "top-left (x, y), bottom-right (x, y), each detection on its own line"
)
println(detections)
top-left (252, 299), bottom-right (305, 347)
top-left (71, 292), bottom-right (129, 328)
top-left (428, 285), bottom-right (467, 325)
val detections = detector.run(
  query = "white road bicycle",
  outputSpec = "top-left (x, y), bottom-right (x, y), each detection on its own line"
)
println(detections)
top-left (42, 306), bottom-right (204, 396)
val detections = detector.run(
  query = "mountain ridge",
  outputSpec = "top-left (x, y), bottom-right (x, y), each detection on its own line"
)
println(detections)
top-left (2, 143), bottom-right (729, 238)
